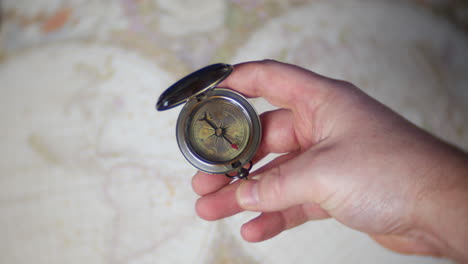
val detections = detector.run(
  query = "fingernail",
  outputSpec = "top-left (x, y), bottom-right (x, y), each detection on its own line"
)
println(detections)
top-left (251, 174), bottom-right (261, 180)
top-left (237, 180), bottom-right (259, 207)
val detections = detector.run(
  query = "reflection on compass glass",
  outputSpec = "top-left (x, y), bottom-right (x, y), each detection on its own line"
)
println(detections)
top-left (188, 97), bottom-right (250, 163)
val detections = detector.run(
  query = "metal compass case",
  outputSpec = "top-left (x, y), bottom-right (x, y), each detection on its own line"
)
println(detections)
top-left (156, 64), bottom-right (261, 179)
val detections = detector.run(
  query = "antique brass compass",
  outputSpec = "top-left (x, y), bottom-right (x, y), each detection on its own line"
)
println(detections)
top-left (156, 64), bottom-right (261, 179)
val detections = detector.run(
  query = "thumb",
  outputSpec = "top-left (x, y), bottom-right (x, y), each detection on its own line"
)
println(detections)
top-left (236, 154), bottom-right (313, 212)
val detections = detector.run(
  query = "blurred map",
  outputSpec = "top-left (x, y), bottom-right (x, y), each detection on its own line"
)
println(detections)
top-left (0, 0), bottom-right (466, 263)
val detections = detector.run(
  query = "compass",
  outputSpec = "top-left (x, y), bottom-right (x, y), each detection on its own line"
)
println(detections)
top-left (156, 64), bottom-right (261, 179)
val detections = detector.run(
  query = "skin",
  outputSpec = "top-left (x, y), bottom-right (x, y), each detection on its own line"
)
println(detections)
top-left (191, 60), bottom-right (468, 263)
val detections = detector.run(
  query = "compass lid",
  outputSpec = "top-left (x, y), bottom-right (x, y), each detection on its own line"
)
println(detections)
top-left (156, 63), bottom-right (233, 111)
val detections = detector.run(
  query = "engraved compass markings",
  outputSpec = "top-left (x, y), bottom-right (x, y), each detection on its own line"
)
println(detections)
top-left (199, 112), bottom-right (239, 150)
top-left (188, 98), bottom-right (250, 163)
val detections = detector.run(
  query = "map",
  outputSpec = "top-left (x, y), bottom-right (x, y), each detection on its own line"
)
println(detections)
top-left (0, 0), bottom-right (466, 263)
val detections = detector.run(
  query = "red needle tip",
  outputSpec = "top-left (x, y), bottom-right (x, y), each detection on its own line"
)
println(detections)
top-left (231, 144), bottom-right (238, 150)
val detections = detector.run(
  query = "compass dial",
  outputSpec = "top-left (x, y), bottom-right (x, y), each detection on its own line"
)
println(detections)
top-left (187, 97), bottom-right (251, 163)
top-left (159, 64), bottom-right (261, 176)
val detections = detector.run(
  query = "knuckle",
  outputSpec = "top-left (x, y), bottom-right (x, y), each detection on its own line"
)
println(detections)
top-left (259, 59), bottom-right (279, 66)
top-left (254, 59), bottom-right (280, 79)
top-left (337, 79), bottom-right (355, 88)
top-left (329, 78), bottom-right (355, 90)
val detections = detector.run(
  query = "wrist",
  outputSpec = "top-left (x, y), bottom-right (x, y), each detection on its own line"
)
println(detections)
top-left (410, 142), bottom-right (468, 262)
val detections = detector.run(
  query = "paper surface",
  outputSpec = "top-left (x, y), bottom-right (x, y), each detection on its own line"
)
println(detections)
top-left (0, 0), bottom-right (466, 263)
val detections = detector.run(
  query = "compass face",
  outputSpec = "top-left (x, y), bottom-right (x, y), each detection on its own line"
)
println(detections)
top-left (187, 97), bottom-right (251, 163)
top-left (176, 88), bottom-right (261, 174)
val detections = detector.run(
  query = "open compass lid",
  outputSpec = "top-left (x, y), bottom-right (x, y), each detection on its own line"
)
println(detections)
top-left (156, 63), bottom-right (233, 111)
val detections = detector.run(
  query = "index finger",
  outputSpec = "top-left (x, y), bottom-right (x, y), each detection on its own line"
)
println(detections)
top-left (219, 60), bottom-right (336, 110)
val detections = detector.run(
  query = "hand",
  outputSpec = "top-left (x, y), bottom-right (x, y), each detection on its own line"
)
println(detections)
top-left (191, 60), bottom-right (468, 262)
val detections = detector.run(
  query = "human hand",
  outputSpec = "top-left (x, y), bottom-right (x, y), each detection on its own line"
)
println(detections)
top-left (191, 60), bottom-right (468, 262)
